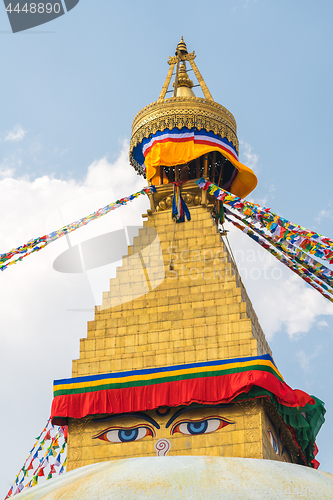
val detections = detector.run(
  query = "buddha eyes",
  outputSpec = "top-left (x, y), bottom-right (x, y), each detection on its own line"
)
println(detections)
top-left (93, 426), bottom-right (154, 443)
top-left (93, 416), bottom-right (234, 443)
top-left (172, 417), bottom-right (234, 436)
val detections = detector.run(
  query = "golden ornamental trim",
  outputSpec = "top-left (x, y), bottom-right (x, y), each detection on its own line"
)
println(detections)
top-left (132, 97), bottom-right (237, 132)
top-left (130, 97), bottom-right (239, 155)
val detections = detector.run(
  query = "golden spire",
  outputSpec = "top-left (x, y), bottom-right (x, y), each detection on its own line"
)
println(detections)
top-left (175, 36), bottom-right (188, 57)
top-left (173, 61), bottom-right (195, 97)
top-left (176, 62), bottom-right (193, 88)
top-left (157, 37), bottom-right (213, 101)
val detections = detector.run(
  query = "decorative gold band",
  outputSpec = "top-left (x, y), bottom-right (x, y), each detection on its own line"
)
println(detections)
top-left (129, 97), bottom-right (239, 156)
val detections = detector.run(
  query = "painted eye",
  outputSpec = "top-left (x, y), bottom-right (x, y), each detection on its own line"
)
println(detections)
top-left (93, 426), bottom-right (154, 443)
top-left (268, 429), bottom-right (279, 455)
top-left (172, 417), bottom-right (233, 436)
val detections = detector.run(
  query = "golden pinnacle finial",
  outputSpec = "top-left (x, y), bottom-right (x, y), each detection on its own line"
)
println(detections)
top-left (175, 36), bottom-right (188, 57)
top-left (176, 62), bottom-right (193, 89)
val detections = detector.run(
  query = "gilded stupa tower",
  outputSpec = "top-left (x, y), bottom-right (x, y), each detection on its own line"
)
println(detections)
top-left (31, 39), bottom-right (331, 499)
top-left (49, 38), bottom-right (318, 468)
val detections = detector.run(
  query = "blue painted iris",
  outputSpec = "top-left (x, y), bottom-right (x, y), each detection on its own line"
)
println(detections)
top-left (187, 420), bottom-right (208, 434)
top-left (119, 428), bottom-right (138, 442)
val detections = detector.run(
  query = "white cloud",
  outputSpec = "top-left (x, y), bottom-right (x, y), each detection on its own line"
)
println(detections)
top-left (247, 184), bottom-right (275, 208)
top-left (318, 319), bottom-right (329, 328)
top-left (0, 142), bottom-right (150, 496)
top-left (297, 345), bottom-right (322, 373)
top-left (225, 224), bottom-right (333, 339)
top-left (239, 140), bottom-right (276, 208)
top-left (315, 206), bottom-right (332, 223)
top-left (0, 151), bottom-right (23, 179)
top-left (239, 140), bottom-right (259, 173)
top-left (4, 125), bottom-right (26, 142)
top-left (232, 0), bottom-right (257, 11)
top-left (0, 165), bottom-right (15, 179)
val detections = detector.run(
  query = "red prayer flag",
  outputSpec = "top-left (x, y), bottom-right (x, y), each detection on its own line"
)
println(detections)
top-left (26, 461), bottom-right (34, 472)
top-left (38, 468), bottom-right (45, 477)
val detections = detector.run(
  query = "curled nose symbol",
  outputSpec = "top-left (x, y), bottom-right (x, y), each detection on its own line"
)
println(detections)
top-left (155, 439), bottom-right (171, 456)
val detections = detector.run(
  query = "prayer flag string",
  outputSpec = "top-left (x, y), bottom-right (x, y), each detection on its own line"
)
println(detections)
top-left (196, 178), bottom-right (333, 262)
top-left (0, 186), bottom-right (156, 272)
top-left (225, 214), bottom-right (333, 303)
top-left (196, 178), bottom-right (333, 304)
top-left (226, 208), bottom-right (333, 291)
top-left (5, 419), bottom-right (67, 498)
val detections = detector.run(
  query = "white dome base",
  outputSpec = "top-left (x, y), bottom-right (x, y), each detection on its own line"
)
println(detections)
top-left (18, 456), bottom-right (333, 500)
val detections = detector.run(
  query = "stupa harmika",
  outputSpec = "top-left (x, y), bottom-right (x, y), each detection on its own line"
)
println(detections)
top-left (20, 38), bottom-right (332, 499)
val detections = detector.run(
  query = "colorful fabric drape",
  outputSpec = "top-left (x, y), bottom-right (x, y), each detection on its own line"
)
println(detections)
top-left (172, 182), bottom-right (191, 222)
top-left (0, 186), bottom-right (156, 272)
top-left (5, 419), bottom-right (67, 498)
top-left (132, 127), bottom-right (257, 197)
top-left (196, 178), bottom-right (333, 303)
top-left (50, 354), bottom-right (325, 466)
top-left (51, 355), bottom-right (289, 416)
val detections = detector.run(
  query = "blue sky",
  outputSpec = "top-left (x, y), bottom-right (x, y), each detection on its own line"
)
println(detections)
top-left (1, 0), bottom-right (333, 496)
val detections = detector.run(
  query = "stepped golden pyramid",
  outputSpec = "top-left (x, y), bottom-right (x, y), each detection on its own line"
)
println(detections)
top-left (20, 38), bottom-right (333, 500)
top-left (68, 204), bottom-right (276, 465)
